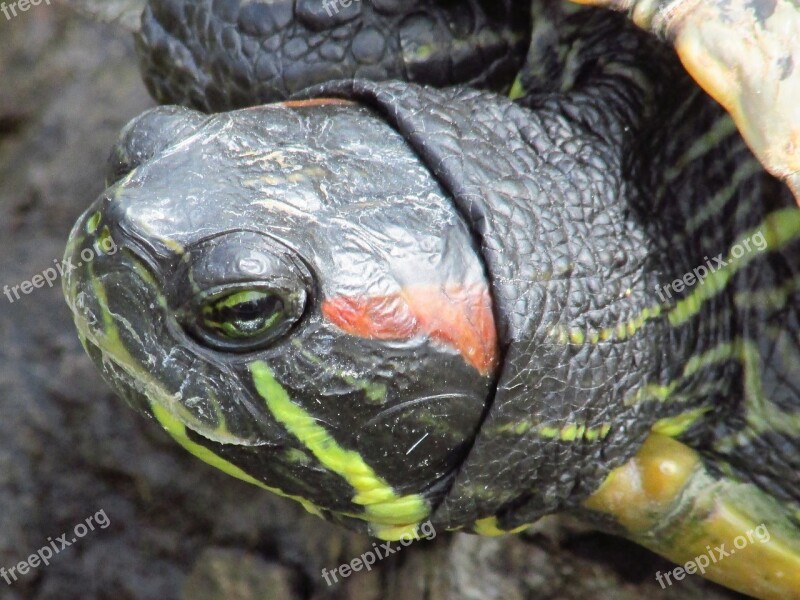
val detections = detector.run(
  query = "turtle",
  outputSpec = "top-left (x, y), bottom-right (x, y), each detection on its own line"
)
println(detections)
top-left (61, 0), bottom-right (800, 598)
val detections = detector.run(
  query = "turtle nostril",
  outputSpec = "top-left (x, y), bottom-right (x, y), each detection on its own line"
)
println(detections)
top-left (85, 209), bottom-right (102, 235)
top-left (91, 225), bottom-right (118, 257)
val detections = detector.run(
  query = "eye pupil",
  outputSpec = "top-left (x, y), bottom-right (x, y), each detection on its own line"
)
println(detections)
top-left (203, 291), bottom-right (287, 339)
top-left (219, 295), bottom-right (282, 323)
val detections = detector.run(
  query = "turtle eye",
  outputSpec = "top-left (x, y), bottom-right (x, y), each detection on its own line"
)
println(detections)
top-left (188, 287), bottom-right (306, 352)
top-left (203, 290), bottom-right (286, 339)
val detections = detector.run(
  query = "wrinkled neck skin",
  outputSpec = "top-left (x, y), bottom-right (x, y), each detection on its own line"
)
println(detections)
top-left (312, 81), bottom-right (688, 529)
top-left (306, 17), bottom-right (792, 530)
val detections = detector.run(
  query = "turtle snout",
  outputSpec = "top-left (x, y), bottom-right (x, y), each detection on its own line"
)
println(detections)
top-left (62, 202), bottom-right (163, 384)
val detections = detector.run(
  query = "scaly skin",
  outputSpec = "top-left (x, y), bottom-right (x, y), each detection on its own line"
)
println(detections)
top-left (63, 1), bottom-right (800, 597)
top-left (136, 0), bottom-right (531, 109)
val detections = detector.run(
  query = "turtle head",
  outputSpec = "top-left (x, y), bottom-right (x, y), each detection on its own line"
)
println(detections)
top-left (64, 103), bottom-right (499, 538)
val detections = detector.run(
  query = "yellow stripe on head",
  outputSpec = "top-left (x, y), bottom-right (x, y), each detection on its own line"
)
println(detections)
top-left (249, 361), bottom-right (430, 538)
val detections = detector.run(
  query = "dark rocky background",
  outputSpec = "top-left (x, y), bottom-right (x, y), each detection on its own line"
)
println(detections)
top-left (0, 2), bottom-right (744, 598)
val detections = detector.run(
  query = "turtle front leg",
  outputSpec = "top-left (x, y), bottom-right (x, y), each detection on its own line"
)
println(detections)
top-left (584, 433), bottom-right (800, 599)
top-left (571, 0), bottom-right (800, 205)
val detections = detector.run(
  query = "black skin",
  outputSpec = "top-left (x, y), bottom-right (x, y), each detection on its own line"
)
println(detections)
top-left (136, 0), bottom-right (531, 110)
top-left (77, 0), bottom-right (800, 533)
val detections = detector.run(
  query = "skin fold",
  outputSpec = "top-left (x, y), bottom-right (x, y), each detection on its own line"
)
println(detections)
top-left (64, 1), bottom-right (800, 597)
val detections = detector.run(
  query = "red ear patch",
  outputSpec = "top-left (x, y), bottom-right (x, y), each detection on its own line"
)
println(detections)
top-left (321, 284), bottom-right (499, 376)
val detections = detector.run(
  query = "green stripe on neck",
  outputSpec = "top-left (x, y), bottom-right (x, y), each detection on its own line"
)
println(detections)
top-left (668, 208), bottom-right (800, 326)
top-left (249, 361), bottom-right (429, 538)
top-left (553, 207), bottom-right (800, 347)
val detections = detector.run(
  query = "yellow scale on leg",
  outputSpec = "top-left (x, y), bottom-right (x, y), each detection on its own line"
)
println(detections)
top-left (585, 433), bottom-right (800, 599)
